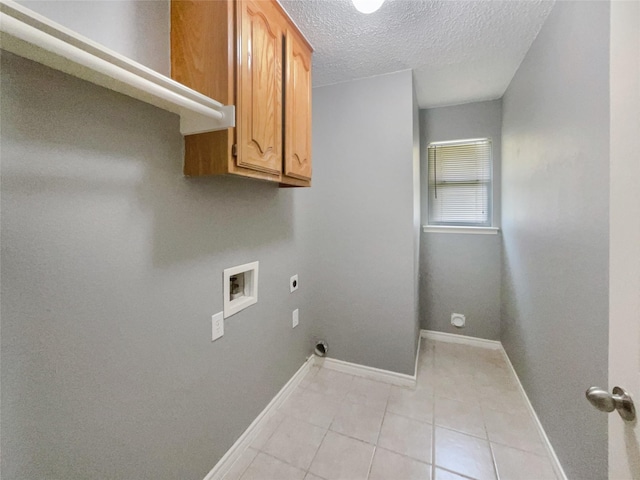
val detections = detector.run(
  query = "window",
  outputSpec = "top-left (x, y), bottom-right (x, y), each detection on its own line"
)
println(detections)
top-left (427, 138), bottom-right (492, 227)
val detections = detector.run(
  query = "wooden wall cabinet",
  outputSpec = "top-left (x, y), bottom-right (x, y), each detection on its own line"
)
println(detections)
top-left (284, 27), bottom-right (313, 184)
top-left (171, 0), bottom-right (313, 187)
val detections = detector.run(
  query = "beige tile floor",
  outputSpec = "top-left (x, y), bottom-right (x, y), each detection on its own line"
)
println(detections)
top-left (223, 339), bottom-right (559, 480)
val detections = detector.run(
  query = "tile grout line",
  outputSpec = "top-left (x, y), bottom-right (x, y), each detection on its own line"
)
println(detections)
top-left (253, 450), bottom-right (309, 475)
top-left (488, 439), bottom-right (555, 458)
top-left (432, 339), bottom-right (502, 480)
top-left (367, 446), bottom-right (433, 471)
top-left (431, 342), bottom-right (438, 480)
top-left (375, 381), bottom-right (392, 445)
top-left (478, 392), bottom-right (552, 459)
top-left (431, 344), bottom-right (444, 480)
top-left (383, 408), bottom-right (433, 425)
top-left (289, 368), bottom-right (400, 462)
top-left (253, 411), bottom-right (285, 452)
top-left (435, 465), bottom-right (480, 480)
top-left (479, 390), bottom-right (501, 480)
top-left (228, 368), bottom-right (320, 480)
top-left (328, 369), bottom-right (403, 479)
top-left (303, 370), bottom-right (352, 478)
top-left (231, 395), bottom-right (292, 480)
top-left (429, 340), bottom-right (552, 479)
top-left (432, 411), bottom-right (507, 443)
top-left (498, 347), bottom-right (564, 479)
top-left (254, 421), bottom-right (325, 474)
top-left (369, 341), bottom-right (436, 477)
top-left (325, 427), bottom-right (384, 450)
top-left (364, 446), bottom-right (377, 480)
top-left (254, 367), bottom-right (331, 478)
top-left (302, 423), bottom-right (330, 478)
top-left (304, 369), bottom-right (386, 479)
top-left (462, 343), bottom-right (499, 480)
top-left (366, 372), bottom-right (393, 479)
top-left (230, 448), bottom-right (258, 480)
top-left (250, 340), bottom-right (548, 480)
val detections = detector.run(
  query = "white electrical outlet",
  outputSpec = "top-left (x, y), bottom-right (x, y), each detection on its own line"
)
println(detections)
top-left (212, 312), bottom-right (224, 341)
top-left (292, 309), bottom-right (299, 328)
top-left (290, 274), bottom-right (299, 293)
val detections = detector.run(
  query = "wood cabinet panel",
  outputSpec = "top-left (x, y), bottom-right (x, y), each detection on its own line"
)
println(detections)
top-left (171, 0), bottom-right (312, 186)
top-left (237, 0), bottom-right (283, 176)
top-left (171, 0), bottom-right (234, 104)
top-left (172, 0), bottom-right (235, 177)
top-left (284, 28), bottom-right (312, 182)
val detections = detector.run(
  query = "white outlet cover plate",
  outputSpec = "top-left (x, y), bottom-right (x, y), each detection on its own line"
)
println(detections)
top-left (451, 313), bottom-right (465, 328)
top-left (290, 274), bottom-right (299, 293)
top-left (292, 309), bottom-right (299, 328)
top-left (212, 312), bottom-right (224, 341)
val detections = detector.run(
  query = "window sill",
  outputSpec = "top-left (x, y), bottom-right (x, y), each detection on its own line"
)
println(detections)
top-left (422, 226), bottom-right (500, 235)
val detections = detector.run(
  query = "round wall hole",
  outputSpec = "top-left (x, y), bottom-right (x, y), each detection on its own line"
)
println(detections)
top-left (314, 341), bottom-right (328, 357)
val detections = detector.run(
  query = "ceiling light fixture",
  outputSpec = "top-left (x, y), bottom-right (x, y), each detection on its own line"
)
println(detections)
top-left (352, 0), bottom-right (385, 14)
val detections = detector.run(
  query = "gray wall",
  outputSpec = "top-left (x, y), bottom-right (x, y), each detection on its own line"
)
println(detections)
top-left (0, 3), bottom-right (312, 478)
top-left (301, 71), bottom-right (418, 375)
top-left (419, 100), bottom-right (502, 340)
top-left (501, 2), bottom-right (610, 479)
top-left (19, 0), bottom-right (170, 76)
top-left (412, 79), bottom-right (422, 354)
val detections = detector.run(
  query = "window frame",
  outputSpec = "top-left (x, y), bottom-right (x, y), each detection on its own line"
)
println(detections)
top-left (426, 137), bottom-right (494, 228)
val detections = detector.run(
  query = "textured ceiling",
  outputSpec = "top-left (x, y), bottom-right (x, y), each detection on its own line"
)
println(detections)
top-left (279, 0), bottom-right (555, 108)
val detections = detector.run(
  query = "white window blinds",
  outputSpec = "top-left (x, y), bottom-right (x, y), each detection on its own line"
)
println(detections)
top-left (427, 138), bottom-right (492, 226)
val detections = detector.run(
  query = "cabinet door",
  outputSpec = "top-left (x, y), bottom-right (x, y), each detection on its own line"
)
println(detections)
top-left (284, 29), bottom-right (312, 181)
top-left (237, 0), bottom-right (283, 177)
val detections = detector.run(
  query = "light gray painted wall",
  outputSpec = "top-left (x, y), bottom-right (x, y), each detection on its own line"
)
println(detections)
top-left (420, 100), bottom-right (502, 227)
top-left (300, 71), bottom-right (418, 375)
top-left (412, 78), bottom-right (422, 352)
top-left (19, 0), bottom-right (171, 76)
top-left (0, 8), bottom-right (311, 479)
top-left (420, 234), bottom-right (501, 340)
top-left (501, 2), bottom-right (609, 479)
top-left (419, 100), bottom-right (502, 340)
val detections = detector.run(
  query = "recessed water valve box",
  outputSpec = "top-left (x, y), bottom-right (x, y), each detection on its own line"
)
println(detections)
top-left (223, 261), bottom-right (259, 318)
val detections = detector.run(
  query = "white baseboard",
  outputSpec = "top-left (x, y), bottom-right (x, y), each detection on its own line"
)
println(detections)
top-left (423, 329), bottom-right (567, 480)
top-left (499, 348), bottom-right (569, 480)
top-left (203, 356), bottom-right (315, 480)
top-left (421, 329), bottom-right (502, 350)
top-left (316, 356), bottom-right (416, 388)
top-left (206, 331), bottom-right (567, 480)
top-left (414, 333), bottom-right (422, 378)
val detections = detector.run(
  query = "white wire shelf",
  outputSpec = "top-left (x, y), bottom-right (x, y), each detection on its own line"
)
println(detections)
top-left (0, 0), bottom-right (235, 135)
